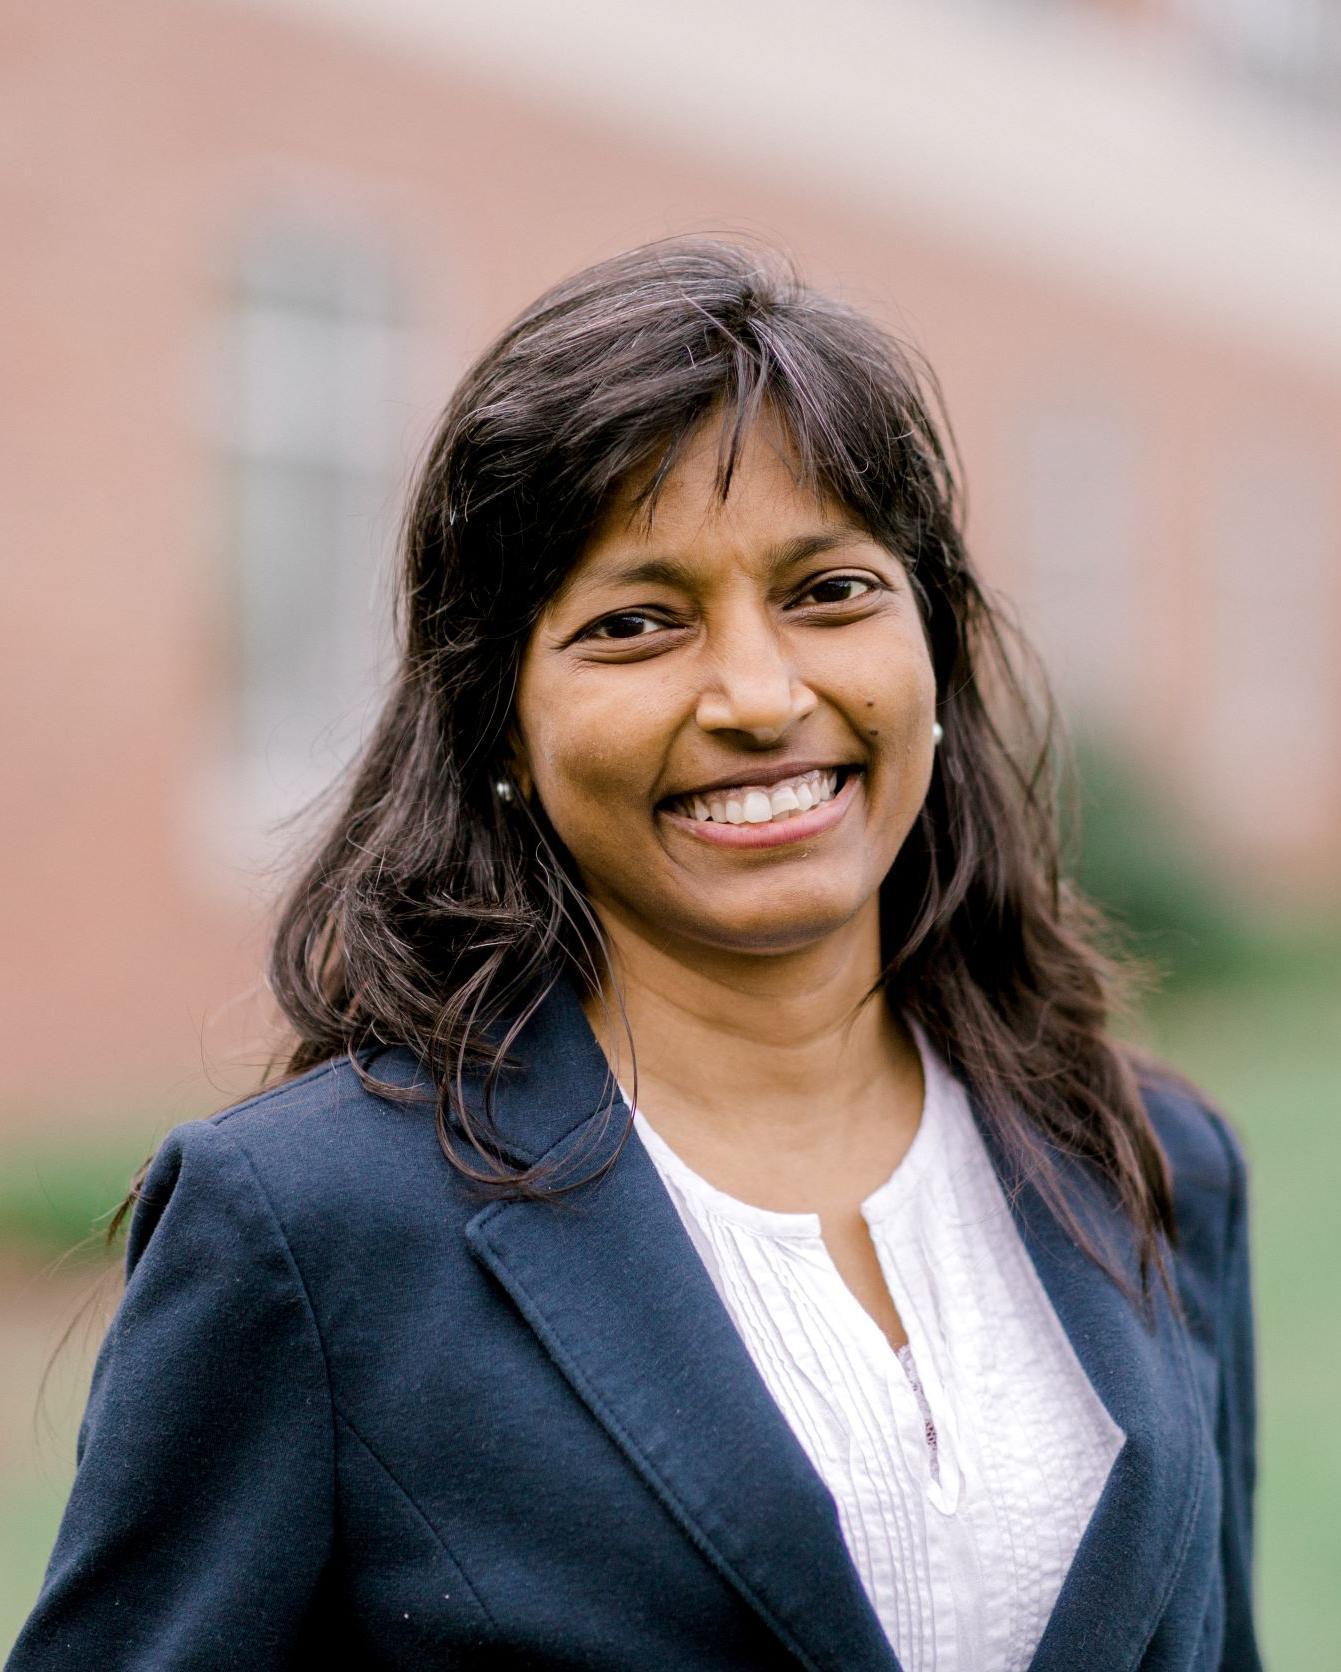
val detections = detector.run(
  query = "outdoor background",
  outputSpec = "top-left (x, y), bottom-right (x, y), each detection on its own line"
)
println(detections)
top-left (3, 1), bottom-right (1339, 1664)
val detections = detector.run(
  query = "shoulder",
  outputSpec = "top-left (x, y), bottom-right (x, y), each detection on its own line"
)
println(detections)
top-left (1134, 1062), bottom-right (1251, 1339)
top-left (130, 1047), bottom-right (468, 1276)
top-left (206, 1047), bottom-right (438, 1164)
top-left (1137, 1065), bottom-right (1247, 1203)
top-left (1137, 1063), bottom-right (1250, 1223)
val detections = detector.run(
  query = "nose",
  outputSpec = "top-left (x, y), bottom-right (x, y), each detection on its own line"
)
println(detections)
top-left (694, 610), bottom-right (818, 741)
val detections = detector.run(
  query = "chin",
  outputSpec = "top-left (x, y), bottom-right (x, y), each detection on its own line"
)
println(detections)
top-left (676, 894), bottom-right (873, 957)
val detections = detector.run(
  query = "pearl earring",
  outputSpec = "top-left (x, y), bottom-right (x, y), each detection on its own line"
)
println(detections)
top-left (932, 721), bottom-right (944, 745)
top-left (494, 778), bottom-right (515, 803)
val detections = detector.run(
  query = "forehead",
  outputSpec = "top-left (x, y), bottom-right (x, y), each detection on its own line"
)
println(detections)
top-left (567, 411), bottom-right (860, 590)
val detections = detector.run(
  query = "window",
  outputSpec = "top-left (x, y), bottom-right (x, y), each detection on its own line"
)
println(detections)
top-left (1165, 0), bottom-right (1341, 106)
top-left (1014, 403), bottom-right (1142, 725)
top-left (213, 217), bottom-right (403, 859)
top-left (1202, 430), bottom-right (1335, 847)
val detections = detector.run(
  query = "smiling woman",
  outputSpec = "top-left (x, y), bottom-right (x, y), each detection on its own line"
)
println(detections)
top-left (510, 412), bottom-right (937, 967)
top-left (9, 240), bottom-right (1261, 1671)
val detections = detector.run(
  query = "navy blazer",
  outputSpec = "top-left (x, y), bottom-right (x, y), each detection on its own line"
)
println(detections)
top-left (9, 974), bottom-right (1261, 1670)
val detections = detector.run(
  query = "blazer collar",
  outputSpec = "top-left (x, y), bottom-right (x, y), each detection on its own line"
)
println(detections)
top-left (442, 972), bottom-right (1207, 1672)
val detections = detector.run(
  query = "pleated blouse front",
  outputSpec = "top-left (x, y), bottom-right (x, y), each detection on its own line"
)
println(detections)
top-left (622, 1021), bottom-right (1124, 1672)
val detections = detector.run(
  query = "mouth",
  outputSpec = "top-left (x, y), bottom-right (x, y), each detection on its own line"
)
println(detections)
top-left (657, 765), bottom-right (864, 849)
top-left (659, 764), bottom-right (858, 825)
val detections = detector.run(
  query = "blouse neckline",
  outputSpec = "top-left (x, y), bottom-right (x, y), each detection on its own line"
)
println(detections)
top-left (621, 1015), bottom-right (946, 1240)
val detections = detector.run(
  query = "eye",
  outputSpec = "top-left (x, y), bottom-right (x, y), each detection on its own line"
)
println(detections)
top-left (579, 610), bottom-right (668, 642)
top-left (795, 573), bottom-right (882, 607)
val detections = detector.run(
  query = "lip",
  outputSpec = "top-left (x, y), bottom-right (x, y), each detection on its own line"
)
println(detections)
top-left (658, 758), bottom-right (860, 803)
top-left (658, 767), bottom-right (864, 850)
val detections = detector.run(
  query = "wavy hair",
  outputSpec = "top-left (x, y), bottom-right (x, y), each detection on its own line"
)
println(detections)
top-left (110, 235), bottom-right (1180, 1290)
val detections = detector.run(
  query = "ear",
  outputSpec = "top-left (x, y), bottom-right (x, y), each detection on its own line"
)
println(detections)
top-left (502, 722), bottom-right (533, 802)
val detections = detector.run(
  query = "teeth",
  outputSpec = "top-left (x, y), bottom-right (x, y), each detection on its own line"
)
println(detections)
top-left (670, 767), bottom-right (850, 826)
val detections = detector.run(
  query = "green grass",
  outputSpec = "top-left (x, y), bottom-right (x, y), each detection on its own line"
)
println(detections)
top-left (0, 1470), bottom-right (89, 1648)
top-left (2, 942), bottom-right (1337, 1665)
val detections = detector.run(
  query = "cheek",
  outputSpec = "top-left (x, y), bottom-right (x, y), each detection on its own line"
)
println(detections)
top-left (521, 677), bottom-right (664, 817)
top-left (544, 742), bottom-right (627, 819)
top-left (836, 637), bottom-right (935, 740)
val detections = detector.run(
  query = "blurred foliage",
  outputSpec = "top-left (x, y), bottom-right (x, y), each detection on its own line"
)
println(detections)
top-left (0, 1136), bottom-right (154, 1262)
top-left (1061, 731), bottom-right (1267, 989)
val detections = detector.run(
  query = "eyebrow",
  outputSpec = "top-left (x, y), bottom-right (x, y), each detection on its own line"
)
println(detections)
top-left (574, 526), bottom-right (873, 595)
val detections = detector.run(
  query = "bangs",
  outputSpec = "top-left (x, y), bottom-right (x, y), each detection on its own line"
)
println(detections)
top-left (443, 237), bottom-right (958, 623)
top-left (553, 257), bottom-right (954, 577)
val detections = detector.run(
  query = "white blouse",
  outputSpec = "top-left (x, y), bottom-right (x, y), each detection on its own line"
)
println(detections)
top-left (620, 1020), bottom-right (1123, 1672)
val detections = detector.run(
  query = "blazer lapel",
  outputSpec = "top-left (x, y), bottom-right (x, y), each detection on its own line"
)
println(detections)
top-left (970, 1100), bottom-right (1212, 1672)
top-left (462, 972), bottom-right (901, 1672)
top-left (451, 972), bottom-right (1207, 1672)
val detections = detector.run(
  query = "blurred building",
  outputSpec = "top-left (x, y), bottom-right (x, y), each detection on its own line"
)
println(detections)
top-left (4, 0), bottom-right (1339, 1132)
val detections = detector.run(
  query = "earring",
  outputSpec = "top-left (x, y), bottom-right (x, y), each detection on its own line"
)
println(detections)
top-left (932, 721), bottom-right (944, 745)
top-left (494, 778), bottom-right (515, 803)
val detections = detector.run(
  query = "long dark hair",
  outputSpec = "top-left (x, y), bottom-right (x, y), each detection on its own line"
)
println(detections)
top-left (112, 235), bottom-right (1181, 1289)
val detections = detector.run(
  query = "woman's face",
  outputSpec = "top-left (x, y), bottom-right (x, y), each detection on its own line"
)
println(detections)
top-left (511, 409), bottom-right (938, 962)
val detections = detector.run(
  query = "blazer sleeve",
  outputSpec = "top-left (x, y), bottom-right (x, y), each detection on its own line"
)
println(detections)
top-left (1206, 1109), bottom-right (1262, 1672)
top-left (6, 1118), bottom-right (335, 1670)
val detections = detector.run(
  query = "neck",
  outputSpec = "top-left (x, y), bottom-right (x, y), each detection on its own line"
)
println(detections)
top-left (580, 896), bottom-right (921, 1163)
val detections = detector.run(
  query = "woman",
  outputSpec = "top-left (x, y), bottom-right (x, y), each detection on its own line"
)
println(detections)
top-left (9, 239), bottom-right (1260, 1670)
